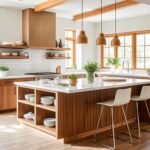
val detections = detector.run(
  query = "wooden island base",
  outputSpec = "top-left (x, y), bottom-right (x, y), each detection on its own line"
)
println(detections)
top-left (17, 84), bottom-right (149, 143)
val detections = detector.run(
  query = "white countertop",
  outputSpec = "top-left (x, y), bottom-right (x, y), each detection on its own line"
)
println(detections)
top-left (96, 72), bottom-right (150, 79)
top-left (15, 77), bottom-right (150, 93)
top-left (0, 75), bottom-right (35, 80)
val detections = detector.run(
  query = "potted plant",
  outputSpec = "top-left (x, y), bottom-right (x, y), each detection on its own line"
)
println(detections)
top-left (107, 57), bottom-right (120, 72)
top-left (68, 74), bottom-right (78, 86)
top-left (0, 66), bottom-right (9, 77)
top-left (84, 61), bottom-right (99, 84)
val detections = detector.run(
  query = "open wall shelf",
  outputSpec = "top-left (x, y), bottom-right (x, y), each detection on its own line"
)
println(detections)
top-left (0, 56), bottom-right (29, 59)
top-left (46, 56), bottom-right (71, 59)
top-left (46, 47), bottom-right (71, 51)
top-left (0, 45), bottom-right (28, 49)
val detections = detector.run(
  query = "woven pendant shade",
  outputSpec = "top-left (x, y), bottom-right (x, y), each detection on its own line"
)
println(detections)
top-left (96, 33), bottom-right (106, 45)
top-left (96, 0), bottom-right (106, 46)
top-left (111, 0), bottom-right (121, 47)
top-left (76, 0), bottom-right (88, 44)
top-left (77, 30), bottom-right (88, 44)
top-left (111, 35), bottom-right (120, 47)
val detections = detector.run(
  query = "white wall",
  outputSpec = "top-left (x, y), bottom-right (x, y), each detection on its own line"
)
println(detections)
top-left (96, 15), bottom-right (150, 65)
top-left (0, 7), bottom-right (97, 75)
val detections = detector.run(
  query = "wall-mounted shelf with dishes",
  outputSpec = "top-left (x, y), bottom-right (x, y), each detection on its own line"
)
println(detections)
top-left (46, 47), bottom-right (71, 59)
top-left (46, 47), bottom-right (71, 51)
top-left (0, 52), bottom-right (29, 59)
top-left (0, 41), bottom-right (28, 49)
top-left (0, 45), bottom-right (28, 49)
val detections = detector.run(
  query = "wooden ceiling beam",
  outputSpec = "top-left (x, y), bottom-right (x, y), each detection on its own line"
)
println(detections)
top-left (73, 0), bottom-right (140, 21)
top-left (35, 0), bottom-right (67, 12)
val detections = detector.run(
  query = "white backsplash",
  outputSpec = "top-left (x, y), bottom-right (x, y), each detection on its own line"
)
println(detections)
top-left (0, 49), bottom-right (66, 75)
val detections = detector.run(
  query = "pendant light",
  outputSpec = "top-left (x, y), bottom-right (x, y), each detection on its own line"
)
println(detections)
top-left (111, 0), bottom-right (120, 47)
top-left (96, 0), bottom-right (106, 45)
top-left (77, 0), bottom-right (88, 44)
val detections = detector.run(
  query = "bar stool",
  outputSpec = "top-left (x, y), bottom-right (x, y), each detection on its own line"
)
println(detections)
top-left (94, 88), bottom-right (133, 150)
top-left (131, 86), bottom-right (150, 138)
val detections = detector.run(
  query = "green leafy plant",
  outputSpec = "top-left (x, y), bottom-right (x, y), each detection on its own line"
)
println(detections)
top-left (68, 74), bottom-right (78, 80)
top-left (0, 66), bottom-right (9, 71)
top-left (107, 57), bottom-right (121, 68)
top-left (84, 61), bottom-right (99, 73)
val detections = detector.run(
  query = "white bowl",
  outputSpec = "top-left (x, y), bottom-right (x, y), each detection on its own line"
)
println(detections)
top-left (1, 52), bottom-right (10, 56)
top-left (41, 100), bottom-right (54, 106)
top-left (0, 71), bottom-right (8, 77)
top-left (25, 94), bottom-right (34, 100)
top-left (29, 96), bottom-right (35, 103)
top-left (41, 96), bottom-right (54, 105)
top-left (11, 52), bottom-right (18, 56)
top-left (44, 118), bottom-right (56, 127)
top-left (24, 112), bottom-right (34, 120)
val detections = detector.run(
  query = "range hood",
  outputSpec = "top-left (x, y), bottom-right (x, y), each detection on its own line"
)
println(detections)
top-left (22, 8), bottom-right (56, 48)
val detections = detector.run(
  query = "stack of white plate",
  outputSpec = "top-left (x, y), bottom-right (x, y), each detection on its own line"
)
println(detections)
top-left (24, 112), bottom-right (35, 120)
top-left (43, 118), bottom-right (56, 127)
top-left (25, 94), bottom-right (35, 103)
top-left (40, 96), bottom-right (54, 106)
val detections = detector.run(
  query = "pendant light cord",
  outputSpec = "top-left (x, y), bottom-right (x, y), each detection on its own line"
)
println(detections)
top-left (81, 0), bottom-right (83, 31)
top-left (101, 0), bottom-right (102, 33)
top-left (115, 0), bottom-right (116, 35)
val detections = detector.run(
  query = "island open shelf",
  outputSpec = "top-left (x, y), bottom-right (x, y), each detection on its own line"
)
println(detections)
top-left (17, 86), bottom-right (57, 137)
top-left (16, 78), bottom-right (150, 143)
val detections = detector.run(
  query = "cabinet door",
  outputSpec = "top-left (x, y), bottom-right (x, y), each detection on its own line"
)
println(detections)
top-left (0, 78), bottom-right (34, 110)
top-left (3, 85), bottom-right (16, 110)
top-left (0, 86), bottom-right (4, 110)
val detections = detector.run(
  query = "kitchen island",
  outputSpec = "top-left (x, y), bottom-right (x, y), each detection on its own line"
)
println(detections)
top-left (15, 77), bottom-right (150, 143)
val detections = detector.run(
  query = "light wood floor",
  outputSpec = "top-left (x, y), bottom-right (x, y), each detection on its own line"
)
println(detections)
top-left (0, 112), bottom-right (150, 150)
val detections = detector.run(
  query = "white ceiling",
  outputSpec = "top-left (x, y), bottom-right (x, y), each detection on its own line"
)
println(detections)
top-left (0, 0), bottom-right (150, 22)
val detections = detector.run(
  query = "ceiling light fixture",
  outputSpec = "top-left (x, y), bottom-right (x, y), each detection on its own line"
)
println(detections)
top-left (96, 0), bottom-right (106, 46)
top-left (111, 0), bottom-right (120, 47)
top-left (77, 0), bottom-right (88, 44)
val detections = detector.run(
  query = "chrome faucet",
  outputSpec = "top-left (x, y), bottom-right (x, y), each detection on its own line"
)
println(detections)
top-left (122, 59), bottom-right (130, 73)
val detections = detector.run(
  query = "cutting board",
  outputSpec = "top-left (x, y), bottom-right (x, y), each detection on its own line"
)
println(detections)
top-left (102, 77), bottom-right (127, 82)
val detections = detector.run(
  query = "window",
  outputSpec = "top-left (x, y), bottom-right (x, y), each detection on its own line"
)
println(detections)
top-left (103, 37), bottom-right (115, 67)
top-left (136, 33), bottom-right (150, 69)
top-left (117, 35), bottom-right (132, 68)
top-left (101, 35), bottom-right (133, 68)
top-left (65, 30), bottom-right (76, 68)
top-left (101, 31), bottom-right (150, 70)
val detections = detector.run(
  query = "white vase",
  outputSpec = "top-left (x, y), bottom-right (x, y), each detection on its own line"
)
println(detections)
top-left (0, 71), bottom-right (8, 77)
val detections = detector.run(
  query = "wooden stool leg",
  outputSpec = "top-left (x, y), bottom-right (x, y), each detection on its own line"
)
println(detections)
top-left (136, 102), bottom-right (141, 138)
top-left (111, 107), bottom-right (116, 149)
top-left (122, 106), bottom-right (133, 144)
top-left (94, 106), bottom-right (104, 142)
top-left (145, 100), bottom-right (150, 119)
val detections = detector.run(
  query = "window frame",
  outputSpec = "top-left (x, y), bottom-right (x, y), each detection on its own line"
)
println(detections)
top-left (100, 30), bottom-right (150, 70)
top-left (65, 29), bottom-right (76, 67)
